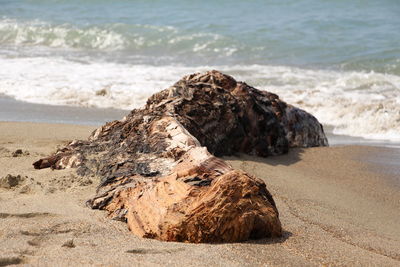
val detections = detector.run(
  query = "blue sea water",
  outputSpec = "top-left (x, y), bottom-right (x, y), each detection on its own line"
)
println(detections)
top-left (0, 0), bottom-right (399, 140)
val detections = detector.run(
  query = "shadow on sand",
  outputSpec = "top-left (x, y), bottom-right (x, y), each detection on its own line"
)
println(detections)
top-left (223, 148), bottom-right (305, 167)
top-left (208, 230), bottom-right (293, 246)
top-left (246, 230), bottom-right (293, 245)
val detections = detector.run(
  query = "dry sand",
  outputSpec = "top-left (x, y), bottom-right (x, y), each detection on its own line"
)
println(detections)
top-left (0, 121), bottom-right (399, 266)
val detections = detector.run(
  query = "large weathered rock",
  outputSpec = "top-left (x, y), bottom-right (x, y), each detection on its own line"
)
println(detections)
top-left (33, 71), bottom-right (328, 243)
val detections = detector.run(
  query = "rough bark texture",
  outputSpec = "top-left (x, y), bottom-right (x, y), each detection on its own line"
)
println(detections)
top-left (33, 70), bottom-right (328, 243)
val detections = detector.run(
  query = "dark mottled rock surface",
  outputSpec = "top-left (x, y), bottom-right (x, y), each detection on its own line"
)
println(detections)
top-left (33, 71), bottom-right (328, 243)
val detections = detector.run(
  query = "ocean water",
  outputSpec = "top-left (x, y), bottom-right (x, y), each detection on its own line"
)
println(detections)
top-left (0, 0), bottom-right (399, 141)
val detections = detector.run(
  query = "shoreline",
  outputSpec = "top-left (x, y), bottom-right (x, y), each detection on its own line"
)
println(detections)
top-left (0, 121), bottom-right (399, 266)
top-left (0, 96), bottom-right (127, 126)
top-left (1, 96), bottom-right (400, 148)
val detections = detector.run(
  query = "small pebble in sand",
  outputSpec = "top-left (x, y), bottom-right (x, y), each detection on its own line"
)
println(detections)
top-left (95, 88), bottom-right (108, 96)
top-left (62, 239), bottom-right (75, 248)
top-left (12, 149), bottom-right (30, 157)
top-left (0, 174), bottom-right (25, 189)
top-left (12, 149), bottom-right (23, 157)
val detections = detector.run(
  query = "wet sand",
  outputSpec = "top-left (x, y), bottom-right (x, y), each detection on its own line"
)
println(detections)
top-left (0, 121), bottom-right (399, 266)
top-left (0, 96), bottom-right (126, 126)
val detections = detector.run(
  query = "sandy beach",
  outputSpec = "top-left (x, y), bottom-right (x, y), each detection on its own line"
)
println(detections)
top-left (0, 121), bottom-right (399, 266)
top-left (2, 0), bottom-right (400, 266)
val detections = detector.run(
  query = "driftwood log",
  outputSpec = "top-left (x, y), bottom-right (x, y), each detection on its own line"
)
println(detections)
top-left (33, 71), bottom-right (328, 243)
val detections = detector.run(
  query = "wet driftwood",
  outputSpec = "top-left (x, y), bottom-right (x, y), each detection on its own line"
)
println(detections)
top-left (33, 71), bottom-right (328, 243)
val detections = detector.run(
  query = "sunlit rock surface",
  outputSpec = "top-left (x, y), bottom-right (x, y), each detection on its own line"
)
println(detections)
top-left (33, 71), bottom-right (328, 243)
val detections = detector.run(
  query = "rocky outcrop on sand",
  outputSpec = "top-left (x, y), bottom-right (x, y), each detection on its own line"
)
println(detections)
top-left (33, 71), bottom-right (328, 243)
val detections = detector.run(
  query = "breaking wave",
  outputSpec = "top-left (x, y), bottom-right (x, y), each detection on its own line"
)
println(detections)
top-left (0, 18), bottom-right (240, 58)
top-left (0, 56), bottom-right (399, 141)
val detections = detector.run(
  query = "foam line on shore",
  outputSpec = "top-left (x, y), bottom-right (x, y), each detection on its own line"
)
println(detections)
top-left (0, 56), bottom-right (399, 141)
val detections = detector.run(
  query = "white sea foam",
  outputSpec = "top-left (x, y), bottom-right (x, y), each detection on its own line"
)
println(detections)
top-left (0, 19), bottom-right (239, 57)
top-left (0, 56), bottom-right (189, 109)
top-left (0, 56), bottom-right (399, 141)
top-left (0, 19), bottom-right (127, 50)
top-left (235, 66), bottom-right (400, 141)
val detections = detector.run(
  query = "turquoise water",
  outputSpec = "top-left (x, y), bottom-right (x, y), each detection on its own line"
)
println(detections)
top-left (2, 0), bottom-right (399, 72)
top-left (0, 0), bottom-right (399, 140)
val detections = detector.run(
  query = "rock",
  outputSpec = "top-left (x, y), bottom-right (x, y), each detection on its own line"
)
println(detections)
top-left (12, 149), bottom-right (23, 157)
top-left (62, 239), bottom-right (75, 248)
top-left (12, 149), bottom-right (29, 157)
top-left (33, 71), bottom-right (328, 243)
top-left (95, 88), bottom-right (108, 96)
top-left (27, 238), bottom-right (41, 247)
top-left (0, 174), bottom-right (25, 189)
top-left (0, 256), bottom-right (24, 266)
